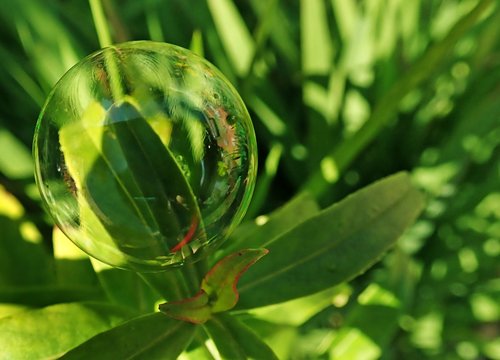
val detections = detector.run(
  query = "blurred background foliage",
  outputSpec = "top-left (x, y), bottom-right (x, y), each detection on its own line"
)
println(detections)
top-left (0, 0), bottom-right (498, 359)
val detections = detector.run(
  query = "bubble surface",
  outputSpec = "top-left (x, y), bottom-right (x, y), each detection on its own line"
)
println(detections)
top-left (34, 41), bottom-right (257, 271)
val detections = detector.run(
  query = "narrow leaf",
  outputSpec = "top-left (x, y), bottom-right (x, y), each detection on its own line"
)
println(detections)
top-left (61, 313), bottom-right (196, 360)
top-left (301, 0), bottom-right (333, 74)
top-left (0, 128), bottom-right (33, 179)
top-left (221, 192), bottom-right (319, 257)
top-left (202, 249), bottom-right (269, 313)
top-left (0, 302), bottom-right (131, 360)
top-left (303, 0), bottom-right (495, 196)
top-left (203, 313), bottom-right (278, 360)
top-left (207, 0), bottom-right (255, 76)
top-left (236, 172), bottom-right (425, 309)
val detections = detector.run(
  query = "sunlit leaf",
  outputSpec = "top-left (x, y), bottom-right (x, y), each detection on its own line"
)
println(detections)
top-left (61, 313), bottom-right (196, 360)
top-left (0, 302), bottom-right (131, 360)
top-left (203, 313), bottom-right (278, 360)
top-left (236, 172), bottom-right (425, 309)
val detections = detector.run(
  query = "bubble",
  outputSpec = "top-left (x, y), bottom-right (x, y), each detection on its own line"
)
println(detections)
top-left (33, 41), bottom-right (257, 271)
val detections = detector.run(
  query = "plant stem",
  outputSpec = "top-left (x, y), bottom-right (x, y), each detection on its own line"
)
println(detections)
top-left (89, 0), bottom-right (112, 48)
top-left (89, 0), bottom-right (124, 101)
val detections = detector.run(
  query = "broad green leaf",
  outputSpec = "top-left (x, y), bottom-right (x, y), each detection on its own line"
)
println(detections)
top-left (203, 313), bottom-right (278, 360)
top-left (242, 284), bottom-right (350, 326)
top-left (202, 249), bottom-right (268, 313)
top-left (221, 192), bottom-right (319, 257)
top-left (0, 302), bottom-right (131, 360)
top-left (0, 304), bottom-right (30, 319)
top-left (236, 172), bottom-right (425, 309)
top-left (61, 313), bottom-right (196, 360)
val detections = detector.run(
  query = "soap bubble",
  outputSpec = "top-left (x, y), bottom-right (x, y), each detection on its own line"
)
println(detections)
top-left (34, 41), bottom-right (257, 271)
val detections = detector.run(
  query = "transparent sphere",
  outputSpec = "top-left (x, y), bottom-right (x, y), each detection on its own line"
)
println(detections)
top-left (34, 41), bottom-right (257, 271)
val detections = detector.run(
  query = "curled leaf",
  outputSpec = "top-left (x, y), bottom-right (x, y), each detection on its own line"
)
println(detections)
top-left (158, 290), bottom-right (211, 325)
top-left (159, 248), bottom-right (268, 323)
top-left (202, 248), bottom-right (269, 313)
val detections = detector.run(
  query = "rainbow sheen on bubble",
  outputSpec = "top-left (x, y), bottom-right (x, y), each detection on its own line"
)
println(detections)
top-left (33, 41), bottom-right (257, 271)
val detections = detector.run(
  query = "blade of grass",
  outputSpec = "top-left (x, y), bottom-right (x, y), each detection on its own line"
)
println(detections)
top-left (303, 0), bottom-right (496, 198)
top-left (245, 142), bottom-right (283, 219)
top-left (207, 0), bottom-right (255, 77)
top-left (88, 0), bottom-right (123, 101)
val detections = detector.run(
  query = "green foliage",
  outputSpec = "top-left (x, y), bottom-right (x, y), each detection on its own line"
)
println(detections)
top-left (62, 313), bottom-right (195, 360)
top-left (0, 0), bottom-right (498, 359)
top-left (0, 302), bottom-right (132, 360)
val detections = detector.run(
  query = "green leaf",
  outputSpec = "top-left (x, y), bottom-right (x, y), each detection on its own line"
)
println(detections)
top-left (159, 249), bottom-right (268, 323)
top-left (222, 192), bottom-right (319, 257)
top-left (303, 0), bottom-right (495, 196)
top-left (243, 285), bottom-right (350, 326)
top-left (91, 259), bottom-right (163, 313)
top-left (0, 304), bottom-right (30, 320)
top-left (301, 0), bottom-right (333, 75)
top-left (236, 172), bottom-right (425, 309)
top-left (159, 290), bottom-right (211, 325)
top-left (203, 313), bottom-right (278, 360)
top-left (58, 99), bottom-right (204, 269)
top-left (0, 128), bottom-right (33, 179)
top-left (202, 248), bottom-right (269, 313)
top-left (61, 313), bottom-right (196, 360)
top-left (207, 0), bottom-right (255, 76)
top-left (0, 302), bottom-right (131, 360)
top-left (87, 100), bottom-right (202, 253)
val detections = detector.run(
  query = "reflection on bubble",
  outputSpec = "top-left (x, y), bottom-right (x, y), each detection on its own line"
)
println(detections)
top-left (34, 41), bottom-right (257, 271)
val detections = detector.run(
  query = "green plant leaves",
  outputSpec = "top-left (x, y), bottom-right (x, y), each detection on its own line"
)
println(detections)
top-left (303, 0), bottom-right (496, 197)
top-left (235, 172), bottom-right (425, 309)
top-left (203, 313), bottom-right (278, 360)
top-left (160, 249), bottom-right (268, 323)
top-left (58, 99), bottom-right (204, 269)
top-left (221, 192), bottom-right (319, 257)
top-left (61, 313), bottom-right (196, 360)
top-left (159, 291), bottom-right (212, 325)
top-left (0, 302), bottom-right (131, 360)
top-left (202, 248), bottom-right (268, 312)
